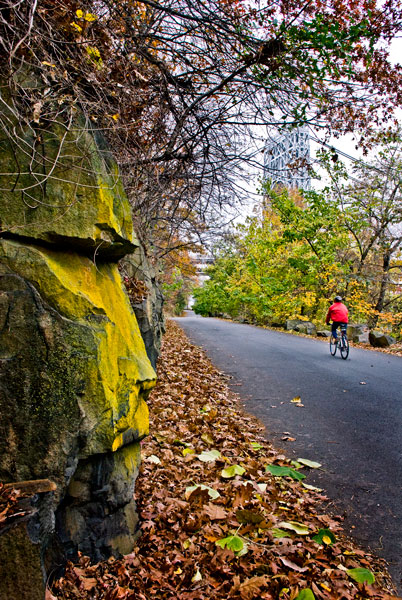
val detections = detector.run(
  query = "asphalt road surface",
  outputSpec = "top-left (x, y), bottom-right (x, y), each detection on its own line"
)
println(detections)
top-left (176, 312), bottom-right (402, 591)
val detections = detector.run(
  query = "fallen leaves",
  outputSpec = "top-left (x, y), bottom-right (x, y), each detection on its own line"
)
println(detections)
top-left (221, 464), bottom-right (246, 478)
top-left (265, 464), bottom-right (306, 481)
top-left (276, 521), bottom-right (310, 535)
top-left (231, 575), bottom-right (270, 600)
top-left (347, 567), bottom-right (376, 584)
top-left (297, 458), bottom-right (322, 469)
top-left (291, 396), bottom-right (304, 407)
top-left (145, 454), bottom-right (161, 464)
top-left (185, 484), bottom-right (220, 501)
top-left (50, 320), bottom-right (397, 600)
top-left (0, 482), bottom-right (35, 530)
top-left (203, 503), bottom-right (227, 520)
top-left (197, 449), bottom-right (222, 462)
top-left (0, 484), bottom-right (21, 525)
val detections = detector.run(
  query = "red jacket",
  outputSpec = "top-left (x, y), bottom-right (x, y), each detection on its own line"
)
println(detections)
top-left (326, 302), bottom-right (348, 324)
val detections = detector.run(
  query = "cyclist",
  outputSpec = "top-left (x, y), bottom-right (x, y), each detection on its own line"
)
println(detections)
top-left (326, 296), bottom-right (348, 342)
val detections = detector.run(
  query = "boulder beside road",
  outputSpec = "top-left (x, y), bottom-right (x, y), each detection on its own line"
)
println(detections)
top-left (347, 323), bottom-right (369, 343)
top-left (286, 319), bottom-right (317, 335)
top-left (369, 330), bottom-right (395, 348)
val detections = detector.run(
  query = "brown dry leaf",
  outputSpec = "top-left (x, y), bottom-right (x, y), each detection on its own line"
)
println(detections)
top-left (236, 509), bottom-right (264, 524)
top-left (81, 577), bottom-right (98, 591)
top-left (232, 482), bottom-right (254, 508)
top-left (201, 433), bottom-right (215, 445)
top-left (280, 557), bottom-right (309, 573)
top-left (236, 575), bottom-right (270, 600)
top-left (203, 503), bottom-right (227, 520)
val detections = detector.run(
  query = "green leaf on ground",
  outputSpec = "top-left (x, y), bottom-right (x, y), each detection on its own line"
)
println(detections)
top-left (221, 464), bottom-right (246, 478)
top-left (250, 442), bottom-right (263, 450)
top-left (291, 460), bottom-right (303, 469)
top-left (272, 528), bottom-right (292, 538)
top-left (297, 458), bottom-right (322, 469)
top-left (346, 567), bottom-right (375, 584)
top-left (312, 528), bottom-right (336, 545)
top-left (295, 589), bottom-right (315, 600)
top-left (277, 521), bottom-right (310, 535)
top-left (185, 484), bottom-right (220, 500)
top-left (266, 464), bottom-right (306, 480)
top-left (216, 535), bottom-right (245, 553)
top-left (197, 449), bottom-right (221, 462)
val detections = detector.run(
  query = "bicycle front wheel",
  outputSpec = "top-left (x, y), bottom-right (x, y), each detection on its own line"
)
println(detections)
top-left (330, 335), bottom-right (337, 356)
top-left (340, 336), bottom-right (349, 360)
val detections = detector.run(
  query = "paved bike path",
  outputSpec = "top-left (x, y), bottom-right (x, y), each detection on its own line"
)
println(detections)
top-left (176, 312), bottom-right (402, 591)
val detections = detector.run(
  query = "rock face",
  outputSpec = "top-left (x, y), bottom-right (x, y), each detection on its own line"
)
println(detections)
top-left (0, 119), bottom-right (135, 259)
top-left (120, 246), bottom-right (165, 369)
top-left (369, 330), bottom-right (395, 348)
top-left (0, 117), bottom-right (157, 594)
top-left (0, 520), bottom-right (46, 600)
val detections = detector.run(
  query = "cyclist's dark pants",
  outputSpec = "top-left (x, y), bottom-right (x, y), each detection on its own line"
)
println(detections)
top-left (331, 322), bottom-right (347, 339)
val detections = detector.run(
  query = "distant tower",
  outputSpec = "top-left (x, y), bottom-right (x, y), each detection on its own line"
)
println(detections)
top-left (264, 127), bottom-right (311, 190)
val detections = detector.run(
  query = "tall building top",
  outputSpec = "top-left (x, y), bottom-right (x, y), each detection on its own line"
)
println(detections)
top-left (264, 127), bottom-right (311, 190)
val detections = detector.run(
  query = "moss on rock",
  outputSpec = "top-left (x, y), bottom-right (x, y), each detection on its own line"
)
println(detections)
top-left (0, 121), bottom-right (136, 258)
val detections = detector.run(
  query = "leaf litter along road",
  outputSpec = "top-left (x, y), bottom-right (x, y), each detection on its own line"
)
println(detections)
top-left (52, 321), bottom-right (399, 600)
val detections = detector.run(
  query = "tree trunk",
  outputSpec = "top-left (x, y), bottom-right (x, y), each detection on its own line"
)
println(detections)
top-left (369, 251), bottom-right (391, 328)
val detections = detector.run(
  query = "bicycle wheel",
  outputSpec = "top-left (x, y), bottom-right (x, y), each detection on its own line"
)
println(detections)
top-left (329, 335), bottom-right (337, 356)
top-left (340, 335), bottom-right (349, 360)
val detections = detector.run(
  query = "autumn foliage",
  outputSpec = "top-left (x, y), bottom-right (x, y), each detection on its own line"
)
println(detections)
top-left (193, 138), bottom-right (402, 337)
top-left (3, 0), bottom-right (402, 259)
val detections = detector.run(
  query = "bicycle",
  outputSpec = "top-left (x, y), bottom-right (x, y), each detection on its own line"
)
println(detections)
top-left (329, 324), bottom-right (349, 360)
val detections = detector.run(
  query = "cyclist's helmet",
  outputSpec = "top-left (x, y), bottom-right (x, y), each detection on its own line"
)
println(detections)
top-left (334, 295), bottom-right (342, 302)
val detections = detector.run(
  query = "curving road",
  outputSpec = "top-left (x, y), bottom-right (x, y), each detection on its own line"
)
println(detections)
top-left (176, 312), bottom-right (402, 591)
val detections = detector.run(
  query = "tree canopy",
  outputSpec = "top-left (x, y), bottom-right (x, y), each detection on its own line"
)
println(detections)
top-left (2, 0), bottom-right (402, 255)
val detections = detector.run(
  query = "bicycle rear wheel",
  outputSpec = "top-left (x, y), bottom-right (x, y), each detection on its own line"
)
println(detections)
top-left (330, 335), bottom-right (337, 356)
top-left (340, 335), bottom-right (349, 360)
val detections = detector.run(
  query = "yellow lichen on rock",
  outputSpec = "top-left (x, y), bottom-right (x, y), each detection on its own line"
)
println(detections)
top-left (0, 106), bottom-right (160, 579)
top-left (0, 121), bottom-right (136, 257)
top-left (0, 238), bottom-right (155, 456)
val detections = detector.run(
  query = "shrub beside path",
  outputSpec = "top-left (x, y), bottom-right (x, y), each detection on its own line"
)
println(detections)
top-left (52, 320), bottom-right (399, 600)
